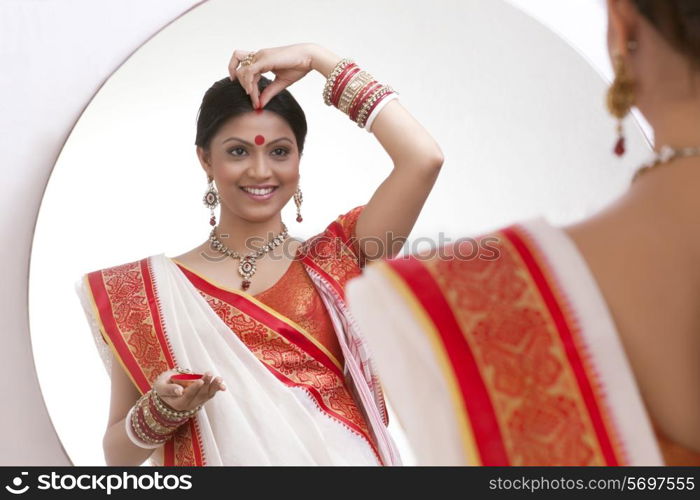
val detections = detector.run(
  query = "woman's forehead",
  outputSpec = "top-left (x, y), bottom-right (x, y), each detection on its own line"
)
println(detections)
top-left (217, 111), bottom-right (293, 137)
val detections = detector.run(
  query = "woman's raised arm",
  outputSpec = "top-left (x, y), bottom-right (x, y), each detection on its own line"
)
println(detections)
top-left (230, 43), bottom-right (444, 261)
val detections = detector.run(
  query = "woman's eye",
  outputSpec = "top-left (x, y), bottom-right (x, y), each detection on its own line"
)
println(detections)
top-left (229, 147), bottom-right (246, 156)
top-left (271, 148), bottom-right (289, 157)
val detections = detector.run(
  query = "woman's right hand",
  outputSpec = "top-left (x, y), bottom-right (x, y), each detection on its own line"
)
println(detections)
top-left (229, 43), bottom-right (340, 109)
top-left (152, 369), bottom-right (226, 412)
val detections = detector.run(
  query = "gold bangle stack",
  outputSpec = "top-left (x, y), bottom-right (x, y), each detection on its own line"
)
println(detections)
top-left (356, 85), bottom-right (395, 128)
top-left (323, 58), bottom-right (354, 106)
top-left (322, 57), bottom-right (397, 129)
top-left (338, 70), bottom-right (373, 115)
top-left (151, 388), bottom-right (202, 420)
top-left (129, 389), bottom-right (202, 447)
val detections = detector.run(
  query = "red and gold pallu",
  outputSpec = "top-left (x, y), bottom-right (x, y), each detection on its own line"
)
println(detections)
top-left (346, 218), bottom-right (664, 466)
top-left (75, 207), bottom-right (400, 466)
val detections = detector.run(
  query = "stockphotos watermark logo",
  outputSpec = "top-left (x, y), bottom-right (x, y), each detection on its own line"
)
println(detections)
top-left (4, 471), bottom-right (192, 495)
top-left (4, 472), bottom-right (29, 495)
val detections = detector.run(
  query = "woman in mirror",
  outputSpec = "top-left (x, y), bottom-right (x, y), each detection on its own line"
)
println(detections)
top-left (75, 43), bottom-right (443, 466)
top-left (347, 0), bottom-right (700, 466)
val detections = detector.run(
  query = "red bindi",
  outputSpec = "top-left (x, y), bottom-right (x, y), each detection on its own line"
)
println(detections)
top-left (254, 135), bottom-right (265, 146)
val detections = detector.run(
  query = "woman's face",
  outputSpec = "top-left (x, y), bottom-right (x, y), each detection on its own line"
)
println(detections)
top-left (198, 110), bottom-right (301, 223)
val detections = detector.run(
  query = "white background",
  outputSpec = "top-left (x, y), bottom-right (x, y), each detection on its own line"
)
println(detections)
top-left (2, 0), bottom-right (650, 465)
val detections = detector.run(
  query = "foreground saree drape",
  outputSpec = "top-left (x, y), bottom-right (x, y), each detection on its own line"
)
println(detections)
top-left (346, 218), bottom-right (664, 466)
top-left (75, 207), bottom-right (400, 466)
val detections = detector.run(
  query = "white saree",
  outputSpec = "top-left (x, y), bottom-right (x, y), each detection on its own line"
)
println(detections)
top-left (75, 206), bottom-right (400, 466)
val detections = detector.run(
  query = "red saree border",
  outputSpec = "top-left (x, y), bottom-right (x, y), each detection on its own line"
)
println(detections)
top-left (85, 257), bottom-right (206, 466)
top-left (140, 259), bottom-right (177, 370)
top-left (87, 267), bottom-right (152, 393)
top-left (300, 253), bottom-right (345, 298)
top-left (384, 223), bottom-right (627, 465)
top-left (174, 261), bottom-right (382, 463)
top-left (504, 224), bottom-right (625, 465)
top-left (298, 218), bottom-right (359, 300)
top-left (264, 359), bottom-right (383, 464)
top-left (175, 263), bottom-right (343, 379)
top-left (386, 257), bottom-right (509, 465)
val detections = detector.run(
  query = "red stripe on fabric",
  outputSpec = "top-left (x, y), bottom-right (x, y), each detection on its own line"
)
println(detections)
top-left (264, 362), bottom-right (383, 465)
top-left (327, 220), bottom-right (347, 242)
top-left (503, 226), bottom-right (619, 466)
top-left (86, 270), bottom-right (151, 393)
top-left (298, 220), bottom-right (349, 299)
top-left (186, 419), bottom-right (204, 466)
top-left (144, 259), bottom-right (205, 466)
top-left (164, 440), bottom-right (174, 466)
top-left (386, 257), bottom-right (510, 465)
top-left (140, 259), bottom-right (175, 368)
top-left (299, 253), bottom-right (346, 299)
top-left (176, 264), bottom-right (343, 379)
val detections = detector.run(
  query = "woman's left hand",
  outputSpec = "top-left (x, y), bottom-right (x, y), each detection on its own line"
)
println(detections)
top-left (229, 43), bottom-right (321, 109)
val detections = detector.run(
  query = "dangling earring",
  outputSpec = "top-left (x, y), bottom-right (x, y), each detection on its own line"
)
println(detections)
top-left (294, 187), bottom-right (303, 223)
top-left (203, 176), bottom-right (219, 226)
top-left (606, 43), bottom-right (636, 157)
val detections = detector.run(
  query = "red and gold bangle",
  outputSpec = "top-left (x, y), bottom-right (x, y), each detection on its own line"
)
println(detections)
top-left (349, 81), bottom-right (379, 123)
top-left (356, 86), bottom-right (395, 128)
top-left (331, 65), bottom-right (360, 107)
top-left (361, 87), bottom-right (395, 127)
top-left (329, 63), bottom-right (358, 105)
top-left (150, 388), bottom-right (202, 421)
top-left (147, 395), bottom-right (185, 429)
top-left (126, 388), bottom-right (201, 448)
top-left (323, 58), bottom-right (354, 105)
top-left (134, 403), bottom-right (170, 443)
top-left (129, 394), bottom-right (170, 446)
top-left (322, 58), bottom-right (398, 129)
top-left (339, 71), bottom-right (374, 115)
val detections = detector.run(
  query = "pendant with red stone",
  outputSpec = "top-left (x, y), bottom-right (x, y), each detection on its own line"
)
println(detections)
top-left (210, 216), bottom-right (216, 226)
top-left (296, 214), bottom-right (303, 223)
top-left (238, 256), bottom-right (256, 292)
top-left (614, 136), bottom-right (625, 157)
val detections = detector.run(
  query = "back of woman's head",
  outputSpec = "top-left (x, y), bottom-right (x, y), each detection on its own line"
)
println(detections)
top-left (632, 0), bottom-right (700, 68)
top-left (195, 75), bottom-right (308, 153)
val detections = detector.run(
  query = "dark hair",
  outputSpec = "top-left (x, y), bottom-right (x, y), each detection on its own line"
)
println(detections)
top-left (632, 0), bottom-right (700, 68)
top-left (195, 76), bottom-right (308, 154)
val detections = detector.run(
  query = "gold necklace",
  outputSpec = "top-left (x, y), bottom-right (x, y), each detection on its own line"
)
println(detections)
top-left (632, 145), bottom-right (700, 183)
top-left (208, 223), bottom-right (289, 291)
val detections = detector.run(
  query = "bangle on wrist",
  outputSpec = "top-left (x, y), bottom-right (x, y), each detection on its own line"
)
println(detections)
top-left (322, 58), bottom-right (398, 130)
top-left (125, 405), bottom-right (163, 449)
top-left (125, 388), bottom-right (202, 449)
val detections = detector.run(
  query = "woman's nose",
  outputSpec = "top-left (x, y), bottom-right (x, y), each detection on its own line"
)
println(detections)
top-left (247, 152), bottom-right (272, 179)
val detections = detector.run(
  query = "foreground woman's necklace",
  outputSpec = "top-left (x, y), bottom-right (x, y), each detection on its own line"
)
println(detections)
top-left (209, 223), bottom-right (289, 291)
top-left (632, 145), bottom-right (700, 182)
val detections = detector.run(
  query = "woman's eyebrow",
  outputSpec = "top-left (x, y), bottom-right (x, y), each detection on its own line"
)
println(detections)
top-left (222, 136), bottom-right (293, 146)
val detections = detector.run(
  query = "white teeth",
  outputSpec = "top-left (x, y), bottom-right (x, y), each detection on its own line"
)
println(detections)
top-left (243, 187), bottom-right (275, 195)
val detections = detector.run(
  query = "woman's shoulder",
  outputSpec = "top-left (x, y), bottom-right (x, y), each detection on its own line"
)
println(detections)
top-left (301, 204), bottom-right (366, 256)
top-left (78, 253), bottom-right (166, 283)
top-left (314, 204), bottom-right (366, 240)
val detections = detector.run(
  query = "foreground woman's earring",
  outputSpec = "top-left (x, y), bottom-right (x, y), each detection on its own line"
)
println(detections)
top-left (294, 187), bottom-right (303, 223)
top-left (606, 45), bottom-right (636, 157)
top-left (203, 176), bottom-right (219, 226)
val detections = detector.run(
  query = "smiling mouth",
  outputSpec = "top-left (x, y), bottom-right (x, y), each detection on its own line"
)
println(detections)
top-left (240, 186), bottom-right (278, 196)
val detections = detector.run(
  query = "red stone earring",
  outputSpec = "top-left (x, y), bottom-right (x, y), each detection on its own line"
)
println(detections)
top-left (294, 187), bottom-right (303, 222)
top-left (203, 176), bottom-right (219, 226)
top-left (606, 44), bottom-right (636, 157)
